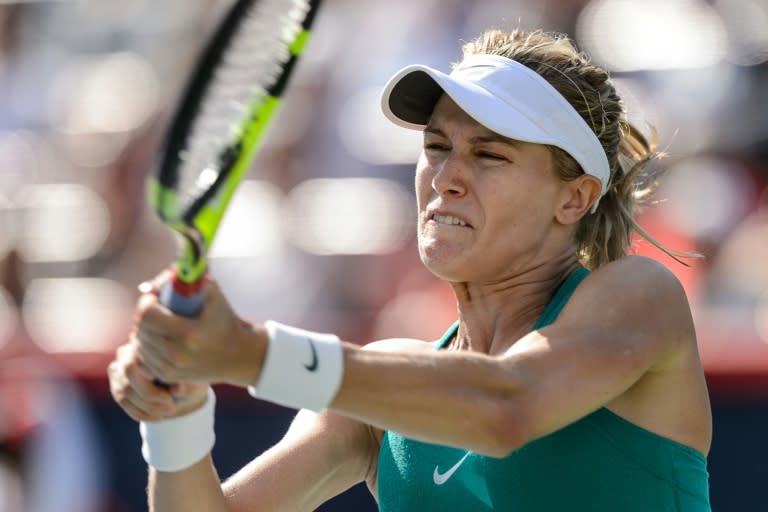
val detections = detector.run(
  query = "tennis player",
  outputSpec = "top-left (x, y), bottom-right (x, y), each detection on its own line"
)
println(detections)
top-left (108, 29), bottom-right (712, 511)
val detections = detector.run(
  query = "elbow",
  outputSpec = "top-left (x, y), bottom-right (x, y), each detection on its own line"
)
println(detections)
top-left (473, 394), bottom-right (532, 458)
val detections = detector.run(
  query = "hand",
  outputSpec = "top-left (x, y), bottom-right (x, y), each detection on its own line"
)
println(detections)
top-left (132, 271), bottom-right (268, 388)
top-left (108, 341), bottom-right (208, 422)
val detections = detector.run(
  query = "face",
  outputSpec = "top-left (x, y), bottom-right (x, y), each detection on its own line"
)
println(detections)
top-left (416, 94), bottom-right (569, 282)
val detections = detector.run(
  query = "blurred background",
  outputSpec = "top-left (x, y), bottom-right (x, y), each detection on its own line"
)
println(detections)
top-left (0, 0), bottom-right (765, 510)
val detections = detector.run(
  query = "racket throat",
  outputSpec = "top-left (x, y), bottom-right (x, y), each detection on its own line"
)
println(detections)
top-left (176, 230), bottom-right (208, 284)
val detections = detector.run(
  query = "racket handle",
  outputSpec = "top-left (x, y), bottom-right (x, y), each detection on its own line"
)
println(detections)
top-left (153, 271), bottom-right (207, 389)
top-left (159, 272), bottom-right (207, 317)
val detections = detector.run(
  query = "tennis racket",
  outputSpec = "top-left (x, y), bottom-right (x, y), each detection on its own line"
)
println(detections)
top-left (148, 0), bottom-right (321, 322)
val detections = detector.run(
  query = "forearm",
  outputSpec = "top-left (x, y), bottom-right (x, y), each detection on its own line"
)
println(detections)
top-left (141, 388), bottom-right (227, 512)
top-left (332, 346), bottom-right (525, 456)
top-left (219, 410), bottom-right (376, 512)
top-left (139, 385), bottom-right (373, 512)
top-left (149, 456), bottom-right (228, 512)
top-left (244, 323), bottom-right (525, 456)
top-left (148, 425), bottom-right (364, 512)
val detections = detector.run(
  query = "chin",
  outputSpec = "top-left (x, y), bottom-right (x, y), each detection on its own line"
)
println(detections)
top-left (420, 251), bottom-right (466, 282)
top-left (418, 236), bottom-right (472, 279)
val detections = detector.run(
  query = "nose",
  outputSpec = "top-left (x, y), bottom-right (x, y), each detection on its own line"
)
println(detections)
top-left (431, 151), bottom-right (467, 198)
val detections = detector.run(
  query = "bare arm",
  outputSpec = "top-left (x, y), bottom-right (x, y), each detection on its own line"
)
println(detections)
top-left (330, 256), bottom-right (693, 456)
top-left (148, 409), bottom-right (376, 512)
top-left (149, 456), bottom-right (225, 512)
top-left (109, 334), bottom-right (379, 512)
top-left (134, 256), bottom-right (694, 462)
top-left (225, 409), bottom-right (379, 511)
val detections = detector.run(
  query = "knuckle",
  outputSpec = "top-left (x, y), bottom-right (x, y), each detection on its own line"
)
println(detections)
top-left (128, 408), bottom-right (150, 422)
top-left (135, 294), bottom-right (156, 316)
top-left (107, 360), bottom-right (118, 378)
top-left (114, 343), bottom-right (134, 363)
top-left (115, 392), bottom-right (131, 409)
top-left (108, 371), bottom-right (128, 395)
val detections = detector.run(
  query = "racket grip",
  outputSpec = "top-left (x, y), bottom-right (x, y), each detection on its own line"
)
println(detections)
top-left (160, 272), bottom-right (207, 317)
top-left (153, 272), bottom-right (206, 389)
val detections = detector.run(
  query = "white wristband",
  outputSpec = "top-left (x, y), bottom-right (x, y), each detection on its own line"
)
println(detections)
top-left (248, 321), bottom-right (343, 412)
top-left (140, 387), bottom-right (216, 472)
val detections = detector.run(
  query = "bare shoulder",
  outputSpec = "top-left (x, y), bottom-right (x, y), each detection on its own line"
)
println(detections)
top-left (560, 256), bottom-right (696, 357)
top-left (568, 261), bottom-right (710, 451)
top-left (581, 255), bottom-right (687, 299)
top-left (570, 256), bottom-right (691, 319)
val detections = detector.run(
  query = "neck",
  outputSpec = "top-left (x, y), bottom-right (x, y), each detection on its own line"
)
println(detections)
top-left (450, 253), bottom-right (581, 355)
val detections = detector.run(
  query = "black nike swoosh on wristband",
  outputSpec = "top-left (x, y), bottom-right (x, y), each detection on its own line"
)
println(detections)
top-left (304, 337), bottom-right (318, 372)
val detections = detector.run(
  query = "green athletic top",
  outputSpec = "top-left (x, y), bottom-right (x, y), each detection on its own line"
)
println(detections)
top-left (377, 267), bottom-right (711, 511)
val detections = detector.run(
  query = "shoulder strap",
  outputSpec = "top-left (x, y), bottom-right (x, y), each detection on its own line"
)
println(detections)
top-left (533, 267), bottom-right (590, 329)
top-left (435, 321), bottom-right (460, 350)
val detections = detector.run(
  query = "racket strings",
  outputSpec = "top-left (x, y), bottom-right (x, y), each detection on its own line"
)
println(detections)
top-left (177, 0), bottom-right (311, 211)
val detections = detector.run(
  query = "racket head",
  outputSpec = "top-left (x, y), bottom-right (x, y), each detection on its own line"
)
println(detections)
top-left (149, 0), bottom-right (322, 283)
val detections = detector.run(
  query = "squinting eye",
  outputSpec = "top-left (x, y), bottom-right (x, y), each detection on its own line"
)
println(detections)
top-left (477, 152), bottom-right (507, 161)
top-left (424, 143), bottom-right (448, 152)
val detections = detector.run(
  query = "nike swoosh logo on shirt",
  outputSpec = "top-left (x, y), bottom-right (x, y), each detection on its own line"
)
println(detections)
top-left (433, 452), bottom-right (471, 485)
top-left (303, 337), bottom-right (318, 372)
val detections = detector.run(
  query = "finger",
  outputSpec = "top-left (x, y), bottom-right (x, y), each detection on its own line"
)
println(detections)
top-left (135, 332), bottom-right (180, 383)
top-left (137, 268), bottom-right (174, 296)
top-left (127, 354), bottom-right (184, 410)
top-left (109, 344), bottom-right (140, 394)
top-left (117, 354), bottom-right (204, 418)
top-left (118, 380), bottom-right (174, 419)
top-left (133, 293), bottom-right (177, 343)
top-left (109, 351), bottom-right (175, 411)
top-left (129, 357), bottom-right (177, 407)
top-left (119, 393), bottom-right (169, 422)
top-left (137, 298), bottom-right (191, 344)
top-left (109, 363), bottom-right (170, 421)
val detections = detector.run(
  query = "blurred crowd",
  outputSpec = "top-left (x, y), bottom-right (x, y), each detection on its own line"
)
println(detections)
top-left (0, 0), bottom-right (766, 510)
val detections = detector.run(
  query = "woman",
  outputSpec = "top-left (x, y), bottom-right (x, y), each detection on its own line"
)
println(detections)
top-left (108, 29), bottom-right (712, 511)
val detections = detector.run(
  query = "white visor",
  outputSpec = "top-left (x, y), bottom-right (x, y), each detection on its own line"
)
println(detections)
top-left (381, 54), bottom-right (610, 209)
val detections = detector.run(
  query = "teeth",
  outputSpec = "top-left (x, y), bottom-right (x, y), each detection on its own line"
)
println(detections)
top-left (433, 214), bottom-right (467, 227)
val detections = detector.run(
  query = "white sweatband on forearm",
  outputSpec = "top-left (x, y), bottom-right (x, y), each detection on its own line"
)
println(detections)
top-left (248, 321), bottom-right (343, 412)
top-left (140, 387), bottom-right (216, 472)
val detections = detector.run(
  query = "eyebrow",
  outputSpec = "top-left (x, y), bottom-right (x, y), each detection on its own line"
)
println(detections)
top-left (423, 125), bottom-right (521, 148)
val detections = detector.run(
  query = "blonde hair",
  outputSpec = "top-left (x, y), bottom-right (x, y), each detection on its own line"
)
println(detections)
top-left (461, 29), bottom-right (692, 269)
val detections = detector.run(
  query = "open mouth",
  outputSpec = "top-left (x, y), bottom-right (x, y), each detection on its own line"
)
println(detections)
top-left (431, 213), bottom-right (469, 227)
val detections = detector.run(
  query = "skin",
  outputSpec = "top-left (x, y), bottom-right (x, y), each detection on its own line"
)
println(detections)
top-left (108, 94), bottom-right (712, 511)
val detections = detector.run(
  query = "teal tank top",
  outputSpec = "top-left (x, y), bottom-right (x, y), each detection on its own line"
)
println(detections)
top-left (377, 268), bottom-right (710, 511)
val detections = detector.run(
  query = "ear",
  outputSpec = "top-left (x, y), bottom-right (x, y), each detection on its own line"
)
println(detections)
top-left (555, 175), bottom-right (602, 225)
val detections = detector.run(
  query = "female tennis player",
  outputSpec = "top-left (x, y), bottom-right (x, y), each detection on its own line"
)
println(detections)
top-left (108, 29), bottom-right (712, 511)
